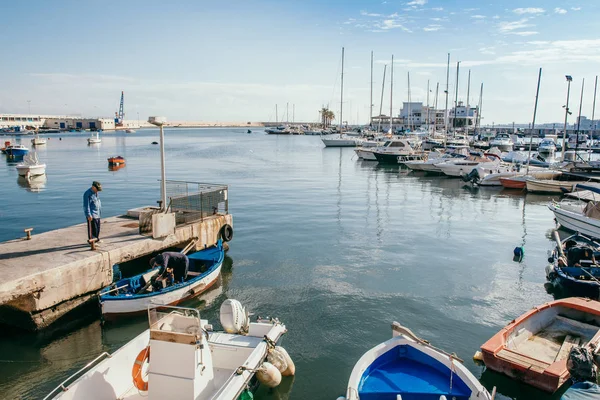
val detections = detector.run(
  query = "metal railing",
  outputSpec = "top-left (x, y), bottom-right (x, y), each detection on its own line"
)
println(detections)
top-left (164, 180), bottom-right (228, 224)
top-left (42, 352), bottom-right (112, 400)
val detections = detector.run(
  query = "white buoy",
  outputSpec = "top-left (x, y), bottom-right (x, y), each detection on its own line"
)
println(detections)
top-left (275, 346), bottom-right (295, 376)
top-left (256, 362), bottom-right (282, 388)
top-left (219, 299), bottom-right (247, 334)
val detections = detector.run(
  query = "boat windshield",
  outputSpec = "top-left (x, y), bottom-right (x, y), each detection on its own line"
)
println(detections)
top-left (148, 305), bottom-right (202, 336)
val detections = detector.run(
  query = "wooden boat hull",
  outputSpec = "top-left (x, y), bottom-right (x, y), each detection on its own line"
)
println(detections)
top-left (526, 179), bottom-right (576, 194)
top-left (100, 243), bottom-right (224, 318)
top-left (480, 297), bottom-right (600, 393)
top-left (499, 177), bottom-right (526, 189)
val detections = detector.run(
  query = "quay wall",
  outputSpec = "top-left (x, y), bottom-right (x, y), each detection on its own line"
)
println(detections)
top-left (0, 214), bottom-right (233, 331)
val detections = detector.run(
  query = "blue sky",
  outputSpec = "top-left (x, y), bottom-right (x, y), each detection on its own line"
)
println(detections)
top-left (1, 0), bottom-right (599, 125)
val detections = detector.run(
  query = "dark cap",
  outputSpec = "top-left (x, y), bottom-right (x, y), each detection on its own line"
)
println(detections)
top-left (92, 181), bottom-right (102, 191)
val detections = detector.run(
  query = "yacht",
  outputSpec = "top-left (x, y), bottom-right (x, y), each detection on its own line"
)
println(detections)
top-left (371, 139), bottom-right (420, 164)
top-left (435, 153), bottom-right (502, 177)
top-left (489, 133), bottom-right (514, 152)
top-left (538, 138), bottom-right (557, 154)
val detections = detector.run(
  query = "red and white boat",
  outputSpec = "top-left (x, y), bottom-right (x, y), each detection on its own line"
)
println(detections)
top-left (480, 297), bottom-right (600, 393)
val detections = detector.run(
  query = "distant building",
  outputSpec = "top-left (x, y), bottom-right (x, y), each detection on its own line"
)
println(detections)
top-left (448, 101), bottom-right (478, 130)
top-left (0, 113), bottom-right (141, 130)
top-left (576, 116), bottom-right (600, 131)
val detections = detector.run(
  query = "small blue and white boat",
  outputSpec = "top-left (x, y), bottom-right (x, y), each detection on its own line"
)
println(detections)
top-left (5, 144), bottom-right (29, 157)
top-left (339, 322), bottom-right (492, 400)
top-left (546, 231), bottom-right (600, 299)
top-left (100, 240), bottom-right (225, 319)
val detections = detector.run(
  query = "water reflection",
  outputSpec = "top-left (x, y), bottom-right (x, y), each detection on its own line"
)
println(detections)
top-left (17, 175), bottom-right (47, 192)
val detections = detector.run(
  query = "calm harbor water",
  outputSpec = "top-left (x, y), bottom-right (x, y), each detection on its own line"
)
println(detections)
top-left (0, 129), bottom-right (570, 399)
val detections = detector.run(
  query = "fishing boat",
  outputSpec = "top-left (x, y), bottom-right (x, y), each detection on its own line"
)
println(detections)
top-left (338, 322), bottom-right (492, 400)
top-left (15, 152), bottom-right (46, 178)
top-left (476, 169), bottom-right (560, 187)
top-left (546, 232), bottom-right (600, 298)
top-left (526, 178), bottom-right (585, 194)
top-left (549, 186), bottom-right (600, 239)
top-left (107, 156), bottom-right (126, 165)
top-left (100, 241), bottom-right (224, 318)
top-left (44, 301), bottom-right (291, 400)
top-left (5, 144), bottom-right (29, 157)
top-left (408, 149), bottom-right (469, 173)
top-left (0, 140), bottom-right (11, 153)
top-left (87, 132), bottom-right (101, 144)
top-left (479, 297), bottom-right (600, 393)
top-left (125, 129), bottom-right (136, 133)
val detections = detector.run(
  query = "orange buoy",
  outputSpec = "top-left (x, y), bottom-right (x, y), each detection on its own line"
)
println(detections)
top-left (132, 346), bottom-right (150, 391)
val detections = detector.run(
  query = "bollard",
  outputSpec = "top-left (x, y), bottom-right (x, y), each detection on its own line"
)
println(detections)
top-left (88, 238), bottom-right (98, 250)
top-left (24, 228), bottom-right (33, 240)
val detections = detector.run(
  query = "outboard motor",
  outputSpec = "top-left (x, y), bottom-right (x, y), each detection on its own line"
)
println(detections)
top-left (461, 168), bottom-right (481, 184)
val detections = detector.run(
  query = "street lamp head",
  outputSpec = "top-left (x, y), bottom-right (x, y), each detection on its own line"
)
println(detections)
top-left (566, 75), bottom-right (573, 82)
top-left (148, 116), bottom-right (167, 127)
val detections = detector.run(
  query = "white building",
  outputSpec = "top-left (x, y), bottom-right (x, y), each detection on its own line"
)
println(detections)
top-left (448, 101), bottom-right (478, 130)
top-left (397, 102), bottom-right (446, 132)
top-left (0, 113), bottom-right (141, 130)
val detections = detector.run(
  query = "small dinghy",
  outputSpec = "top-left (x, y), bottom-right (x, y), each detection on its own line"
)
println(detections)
top-left (100, 241), bottom-right (224, 318)
top-left (338, 322), bottom-right (492, 400)
top-left (44, 301), bottom-right (292, 399)
top-left (546, 231), bottom-right (600, 298)
top-left (479, 297), bottom-right (600, 393)
top-left (107, 155), bottom-right (126, 165)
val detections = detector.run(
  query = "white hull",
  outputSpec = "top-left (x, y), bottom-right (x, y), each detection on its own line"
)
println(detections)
top-left (354, 148), bottom-right (377, 160)
top-left (101, 263), bottom-right (222, 316)
top-left (478, 169), bottom-right (560, 187)
top-left (343, 323), bottom-right (491, 400)
top-left (16, 164), bottom-right (46, 177)
top-left (404, 160), bottom-right (424, 170)
top-left (88, 139), bottom-right (101, 144)
top-left (32, 138), bottom-right (47, 146)
top-left (322, 137), bottom-right (357, 147)
top-left (436, 162), bottom-right (489, 177)
top-left (549, 203), bottom-right (600, 239)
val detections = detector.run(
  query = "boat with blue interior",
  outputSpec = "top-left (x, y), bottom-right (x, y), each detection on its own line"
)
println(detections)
top-left (99, 240), bottom-right (225, 318)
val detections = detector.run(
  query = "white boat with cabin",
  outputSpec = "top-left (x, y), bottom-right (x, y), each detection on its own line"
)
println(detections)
top-left (538, 138), bottom-right (557, 154)
top-left (88, 132), bottom-right (101, 144)
top-left (31, 135), bottom-right (47, 146)
top-left (322, 135), bottom-right (359, 147)
top-left (489, 133), bottom-right (514, 152)
top-left (435, 153), bottom-right (502, 177)
top-left (44, 301), bottom-right (291, 400)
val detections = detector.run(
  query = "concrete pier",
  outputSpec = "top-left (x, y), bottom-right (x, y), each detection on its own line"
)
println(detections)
top-left (0, 213), bottom-right (232, 331)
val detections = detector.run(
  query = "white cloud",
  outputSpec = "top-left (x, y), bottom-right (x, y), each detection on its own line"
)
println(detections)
top-left (508, 31), bottom-right (539, 36)
top-left (471, 15), bottom-right (486, 19)
top-left (498, 18), bottom-right (533, 33)
top-left (406, 0), bottom-right (427, 5)
top-left (431, 7), bottom-right (443, 11)
top-left (360, 10), bottom-right (382, 17)
top-left (554, 8), bottom-right (567, 14)
top-left (513, 7), bottom-right (545, 14)
top-left (492, 15), bottom-right (500, 19)
top-left (479, 47), bottom-right (496, 55)
top-left (423, 24), bottom-right (442, 31)
top-left (571, 7), bottom-right (581, 11)
top-left (430, 17), bottom-right (443, 21)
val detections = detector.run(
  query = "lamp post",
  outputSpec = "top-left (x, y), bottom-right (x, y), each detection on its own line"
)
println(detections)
top-left (148, 116), bottom-right (168, 211)
top-left (561, 75), bottom-right (573, 161)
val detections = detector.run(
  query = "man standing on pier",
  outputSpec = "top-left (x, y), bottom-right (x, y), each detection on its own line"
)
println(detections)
top-left (83, 181), bottom-right (102, 243)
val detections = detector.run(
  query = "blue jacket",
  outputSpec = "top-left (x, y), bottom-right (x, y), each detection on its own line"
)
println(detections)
top-left (83, 188), bottom-right (101, 219)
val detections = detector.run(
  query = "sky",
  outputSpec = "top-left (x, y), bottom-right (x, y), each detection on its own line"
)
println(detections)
top-left (1, 0), bottom-right (599, 125)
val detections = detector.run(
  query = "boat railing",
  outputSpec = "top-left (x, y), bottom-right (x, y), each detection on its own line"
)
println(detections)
top-left (42, 352), bottom-right (112, 400)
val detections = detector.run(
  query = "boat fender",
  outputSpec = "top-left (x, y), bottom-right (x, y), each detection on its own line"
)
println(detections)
top-left (513, 246), bottom-right (524, 262)
top-left (276, 346), bottom-right (295, 376)
top-left (132, 346), bottom-right (150, 391)
top-left (267, 348), bottom-right (288, 374)
top-left (545, 264), bottom-right (556, 280)
top-left (256, 362), bottom-right (282, 388)
top-left (220, 224), bottom-right (234, 242)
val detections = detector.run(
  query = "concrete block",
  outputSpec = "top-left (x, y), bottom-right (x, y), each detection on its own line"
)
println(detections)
top-left (152, 213), bottom-right (176, 238)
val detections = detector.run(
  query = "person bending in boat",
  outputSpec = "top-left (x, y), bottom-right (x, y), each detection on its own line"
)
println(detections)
top-left (149, 252), bottom-right (189, 288)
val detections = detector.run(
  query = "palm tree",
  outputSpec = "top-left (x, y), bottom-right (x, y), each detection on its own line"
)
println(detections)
top-left (319, 107), bottom-right (336, 127)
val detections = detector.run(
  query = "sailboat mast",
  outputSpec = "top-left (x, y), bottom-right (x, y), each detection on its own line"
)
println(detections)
top-left (434, 82), bottom-right (440, 131)
top-left (378, 65), bottom-right (387, 133)
top-left (466, 69), bottom-right (471, 137)
top-left (527, 68), bottom-right (542, 174)
top-left (293, 104), bottom-right (295, 124)
top-left (286, 102), bottom-right (289, 124)
top-left (407, 72), bottom-right (412, 132)
top-left (476, 83), bottom-right (483, 133)
top-left (390, 54), bottom-right (394, 133)
top-left (426, 80), bottom-right (430, 133)
top-left (576, 78), bottom-right (585, 153)
top-left (592, 76), bottom-right (598, 133)
top-left (370, 51), bottom-right (374, 127)
top-left (453, 61), bottom-right (460, 137)
top-left (276, 104), bottom-right (278, 124)
top-left (444, 53), bottom-right (450, 146)
top-left (340, 47), bottom-right (344, 134)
